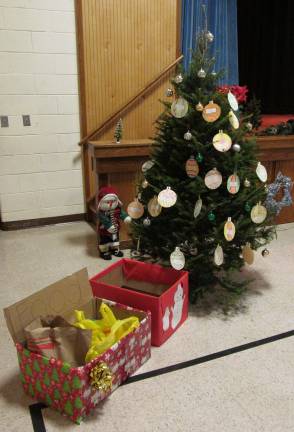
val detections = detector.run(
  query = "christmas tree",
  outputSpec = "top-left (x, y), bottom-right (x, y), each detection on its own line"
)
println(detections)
top-left (130, 21), bottom-right (276, 302)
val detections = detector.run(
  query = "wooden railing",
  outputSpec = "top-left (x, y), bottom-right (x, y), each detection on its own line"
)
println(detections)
top-left (79, 55), bottom-right (183, 146)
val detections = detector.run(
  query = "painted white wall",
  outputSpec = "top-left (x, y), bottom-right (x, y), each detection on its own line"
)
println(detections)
top-left (0, 0), bottom-right (84, 222)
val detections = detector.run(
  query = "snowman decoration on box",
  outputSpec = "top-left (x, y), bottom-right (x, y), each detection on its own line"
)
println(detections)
top-left (162, 283), bottom-right (185, 331)
top-left (97, 186), bottom-right (131, 260)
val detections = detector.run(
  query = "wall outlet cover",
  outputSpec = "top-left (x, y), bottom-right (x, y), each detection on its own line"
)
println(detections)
top-left (22, 115), bottom-right (31, 127)
top-left (1, 116), bottom-right (9, 127)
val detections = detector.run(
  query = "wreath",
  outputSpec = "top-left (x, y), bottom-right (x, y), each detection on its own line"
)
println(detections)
top-left (265, 172), bottom-right (293, 215)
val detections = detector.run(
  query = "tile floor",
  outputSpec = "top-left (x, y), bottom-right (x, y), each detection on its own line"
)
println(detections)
top-left (0, 221), bottom-right (293, 431)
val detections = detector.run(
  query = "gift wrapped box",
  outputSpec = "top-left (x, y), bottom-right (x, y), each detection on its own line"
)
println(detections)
top-left (4, 269), bottom-right (151, 424)
top-left (90, 259), bottom-right (189, 346)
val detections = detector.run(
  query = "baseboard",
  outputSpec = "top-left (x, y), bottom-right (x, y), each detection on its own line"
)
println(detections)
top-left (0, 213), bottom-right (86, 231)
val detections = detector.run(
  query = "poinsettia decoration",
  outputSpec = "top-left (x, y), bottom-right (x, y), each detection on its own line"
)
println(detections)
top-left (217, 85), bottom-right (249, 104)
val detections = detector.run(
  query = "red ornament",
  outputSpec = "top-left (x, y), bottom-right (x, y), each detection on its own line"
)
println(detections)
top-left (49, 358), bottom-right (56, 366)
top-left (42, 384), bottom-right (47, 391)
top-left (51, 380), bottom-right (56, 387)
top-left (56, 360), bottom-right (62, 368)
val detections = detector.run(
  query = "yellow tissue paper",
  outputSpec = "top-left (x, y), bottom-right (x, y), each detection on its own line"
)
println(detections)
top-left (74, 302), bottom-right (139, 362)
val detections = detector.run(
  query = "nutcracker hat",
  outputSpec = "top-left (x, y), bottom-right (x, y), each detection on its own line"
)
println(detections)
top-left (97, 186), bottom-right (122, 209)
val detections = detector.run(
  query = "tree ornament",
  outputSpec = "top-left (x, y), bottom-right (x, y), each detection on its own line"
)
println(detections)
top-left (246, 121), bottom-right (253, 131)
top-left (143, 217), bottom-right (151, 227)
top-left (196, 102), bottom-right (204, 111)
top-left (185, 156), bottom-right (199, 178)
top-left (262, 248), bottom-right (270, 257)
top-left (158, 186), bottom-right (177, 208)
top-left (224, 217), bottom-right (236, 241)
top-left (196, 152), bottom-right (203, 163)
top-left (205, 168), bottom-right (222, 189)
top-left (244, 178), bottom-right (251, 187)
top-left (256, 162), bottom-right (268, 182)
top-left (202, 101), bottom-right (221, 122)
top-left (127, 198), bottom-right (144, 219)
top-left (232, 143), bottom-right (241, 152)
top-left (206, 30), bottom-right (214, 42)
top-left (171, 97), bottom-right (189, 118)
top-left (227, 91), bottom-right (239, 111)
top-left (193, 196), bottom-right (202, 218)
top-left (244, 202), bottom-right (251, 212)
top-left (212, 130), bottom-right (232, 152)
top-left (242, 243), bottom-right (254, 265)
top-left (142, 179), bottom-right (149, 189)
top-left (114, 118), bottom-right (123, 144)
top-left (228, 110), bottom-right (239, 129)
top-left (165, 88), bottom-right (174, 97)
top-left (174, 73), bottom-right (183, 84)
top-left (184, 130), bottom-right (192, 140)
top-left (197, 68), bottom-right (206, 78)
top-left (170, 247), bottom-right (185, 270)
top-left (250, 202), bottom-right (267, 224)
top-left (211, 70), bottom-right (217, 76)
top-left (208, 211), bottom-right (216, 222)
top-left (227, 173), bottom-right (240, 194)
top-left (265, 171), bottom-right (293, 215)
top-left (142, 160), bottom-right (154, 173)
top-left (147, 195), bottom-right (162, 217)
top-left (214, 244), bottom-right (224, 266)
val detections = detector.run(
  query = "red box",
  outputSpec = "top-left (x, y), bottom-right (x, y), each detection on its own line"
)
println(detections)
top-left (90, 259), bottom-right (189, 346)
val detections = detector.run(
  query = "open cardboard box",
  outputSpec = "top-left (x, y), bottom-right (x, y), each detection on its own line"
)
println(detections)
top-left (4, 268), bottom-right (151, 424)
top-left (90, 259), bottom-right (189, 346)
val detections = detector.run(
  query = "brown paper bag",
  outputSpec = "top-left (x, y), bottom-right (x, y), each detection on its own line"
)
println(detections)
top-left (25, 315), bottom-right (92, 366)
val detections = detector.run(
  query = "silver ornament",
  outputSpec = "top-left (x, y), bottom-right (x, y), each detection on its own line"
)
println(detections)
top-left (184, 130), bottom-right (192, 140)
top-left (211, 70), bottom-right (217, 76)
top-left (142, 179), bottom-right (149, 189)
top-left (262, 248), bottom-right (269, 257)
top-left (137, 192), bottom-right (142, 200)
top-left (246, 122), bottom-right (253, 131)
top-left (264, 171), bottom-right (293, 215)
top-left (143, 217), bottom-right (151, 227)
top-left (232, 143), bottom-right (241, 152)
top-left (174, 74), bottom-right (183, 84)
top-left (197, 68), bottom-right (206, 78)
top-left (165, 88), bottom-right (174, 97)
top-left (206, 31), bottom-right (214, 42)
top-left (244, 178), bottom-right (251, 188)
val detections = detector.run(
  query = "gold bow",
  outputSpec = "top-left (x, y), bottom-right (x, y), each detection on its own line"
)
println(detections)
top-left (89, 362), bottom-right (113, 392)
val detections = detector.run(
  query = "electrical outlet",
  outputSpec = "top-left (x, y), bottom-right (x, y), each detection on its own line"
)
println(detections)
top-left (1, 116), bottom-right (9, 127)
top-left (22, 115), bottom-right (31, 126)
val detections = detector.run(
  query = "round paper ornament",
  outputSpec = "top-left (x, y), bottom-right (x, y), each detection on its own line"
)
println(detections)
top-left (142, 160), bottom-right (154, 173)
top-left (196, 102), bottom-right (204, 111)
top-left (204, 168), bottom-right (222, 190)
top-left (171, 97), bottom-right (189, 118)
top-left (147, 195), bottom-right (162, 217)
top-left (256, 162), bottom-right (268, 182)
top-left (224, 217), bottom-right (235, 241)
top-left (228, 110), bottom-right (239, 129)
top-left (193, 196), bottom-right (202, 218)
top-left (214, 244), bottom-right (224, 266)
top-left (185, 156), bottom-right (199, 178)
top-left (170, 247), bottom-right (185, 270)
top-left (242, 243), bottom-right (254, 265)
top-left (227, 173), bottom-right (240, 194)
top-left (212, 131), bottom-right (232, 152)
top-left (227, 91), bottom-right (239, 111)
top-left (250, 202), bottom-right (267, 224)
top-left (202, 101), bottom-right (221, 122)
top-left (127, 199), bottom-right (144, 219)
top-left (158, 186), bottom-right (177, 208)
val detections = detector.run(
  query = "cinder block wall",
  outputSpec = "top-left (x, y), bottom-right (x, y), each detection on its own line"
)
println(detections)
top-left (0, 0), bottom-right (84, 223)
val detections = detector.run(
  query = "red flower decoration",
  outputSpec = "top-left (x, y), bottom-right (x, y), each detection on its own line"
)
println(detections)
top-left (217, 85), bottom-right (248, 103)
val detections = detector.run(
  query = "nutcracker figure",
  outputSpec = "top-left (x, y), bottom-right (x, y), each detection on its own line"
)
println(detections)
top-left (97, 186), bottom-right (131, 260)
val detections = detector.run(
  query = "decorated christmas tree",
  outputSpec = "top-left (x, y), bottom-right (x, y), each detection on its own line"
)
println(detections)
top-left (129, 22), bottom-right (276, 302)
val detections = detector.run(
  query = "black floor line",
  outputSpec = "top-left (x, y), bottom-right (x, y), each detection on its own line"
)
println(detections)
top-left (29, 329), bottom-right (294, 431)
top-left (123, 329), bottom-right (294, 385)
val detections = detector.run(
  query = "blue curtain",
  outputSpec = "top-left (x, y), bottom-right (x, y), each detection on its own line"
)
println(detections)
top-left (181, 0), bottom-right (239, 84)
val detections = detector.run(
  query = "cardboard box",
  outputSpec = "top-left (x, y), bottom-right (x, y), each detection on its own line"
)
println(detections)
top-left (4, 268), bottom-right (151, 424)
top-left (90, 259), bottom-right (189, 346)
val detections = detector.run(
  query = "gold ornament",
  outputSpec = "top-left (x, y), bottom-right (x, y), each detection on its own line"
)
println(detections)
top-left (127, 198), bottom-right (144, 219)
top-left (224, 217), bottom-right (236, 241)
top-left (228, 110), bottom-right (239, 129)
top-left (251, 202), bottom-right (267, 224)
top-left (142, 179), bottom-right (149, 189)
top-left (212, 130), bottom-right (232, 152)
top-left (147, 195), bottom-right (162, 217)
top-left (242, 243), bottom-right (254, 265)
top-left (89, 362), bottom-right (112, 392)
top-left (196, 102), bottom-right (204, 111)
top-left (244, 178), bottom-right (251, 187)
